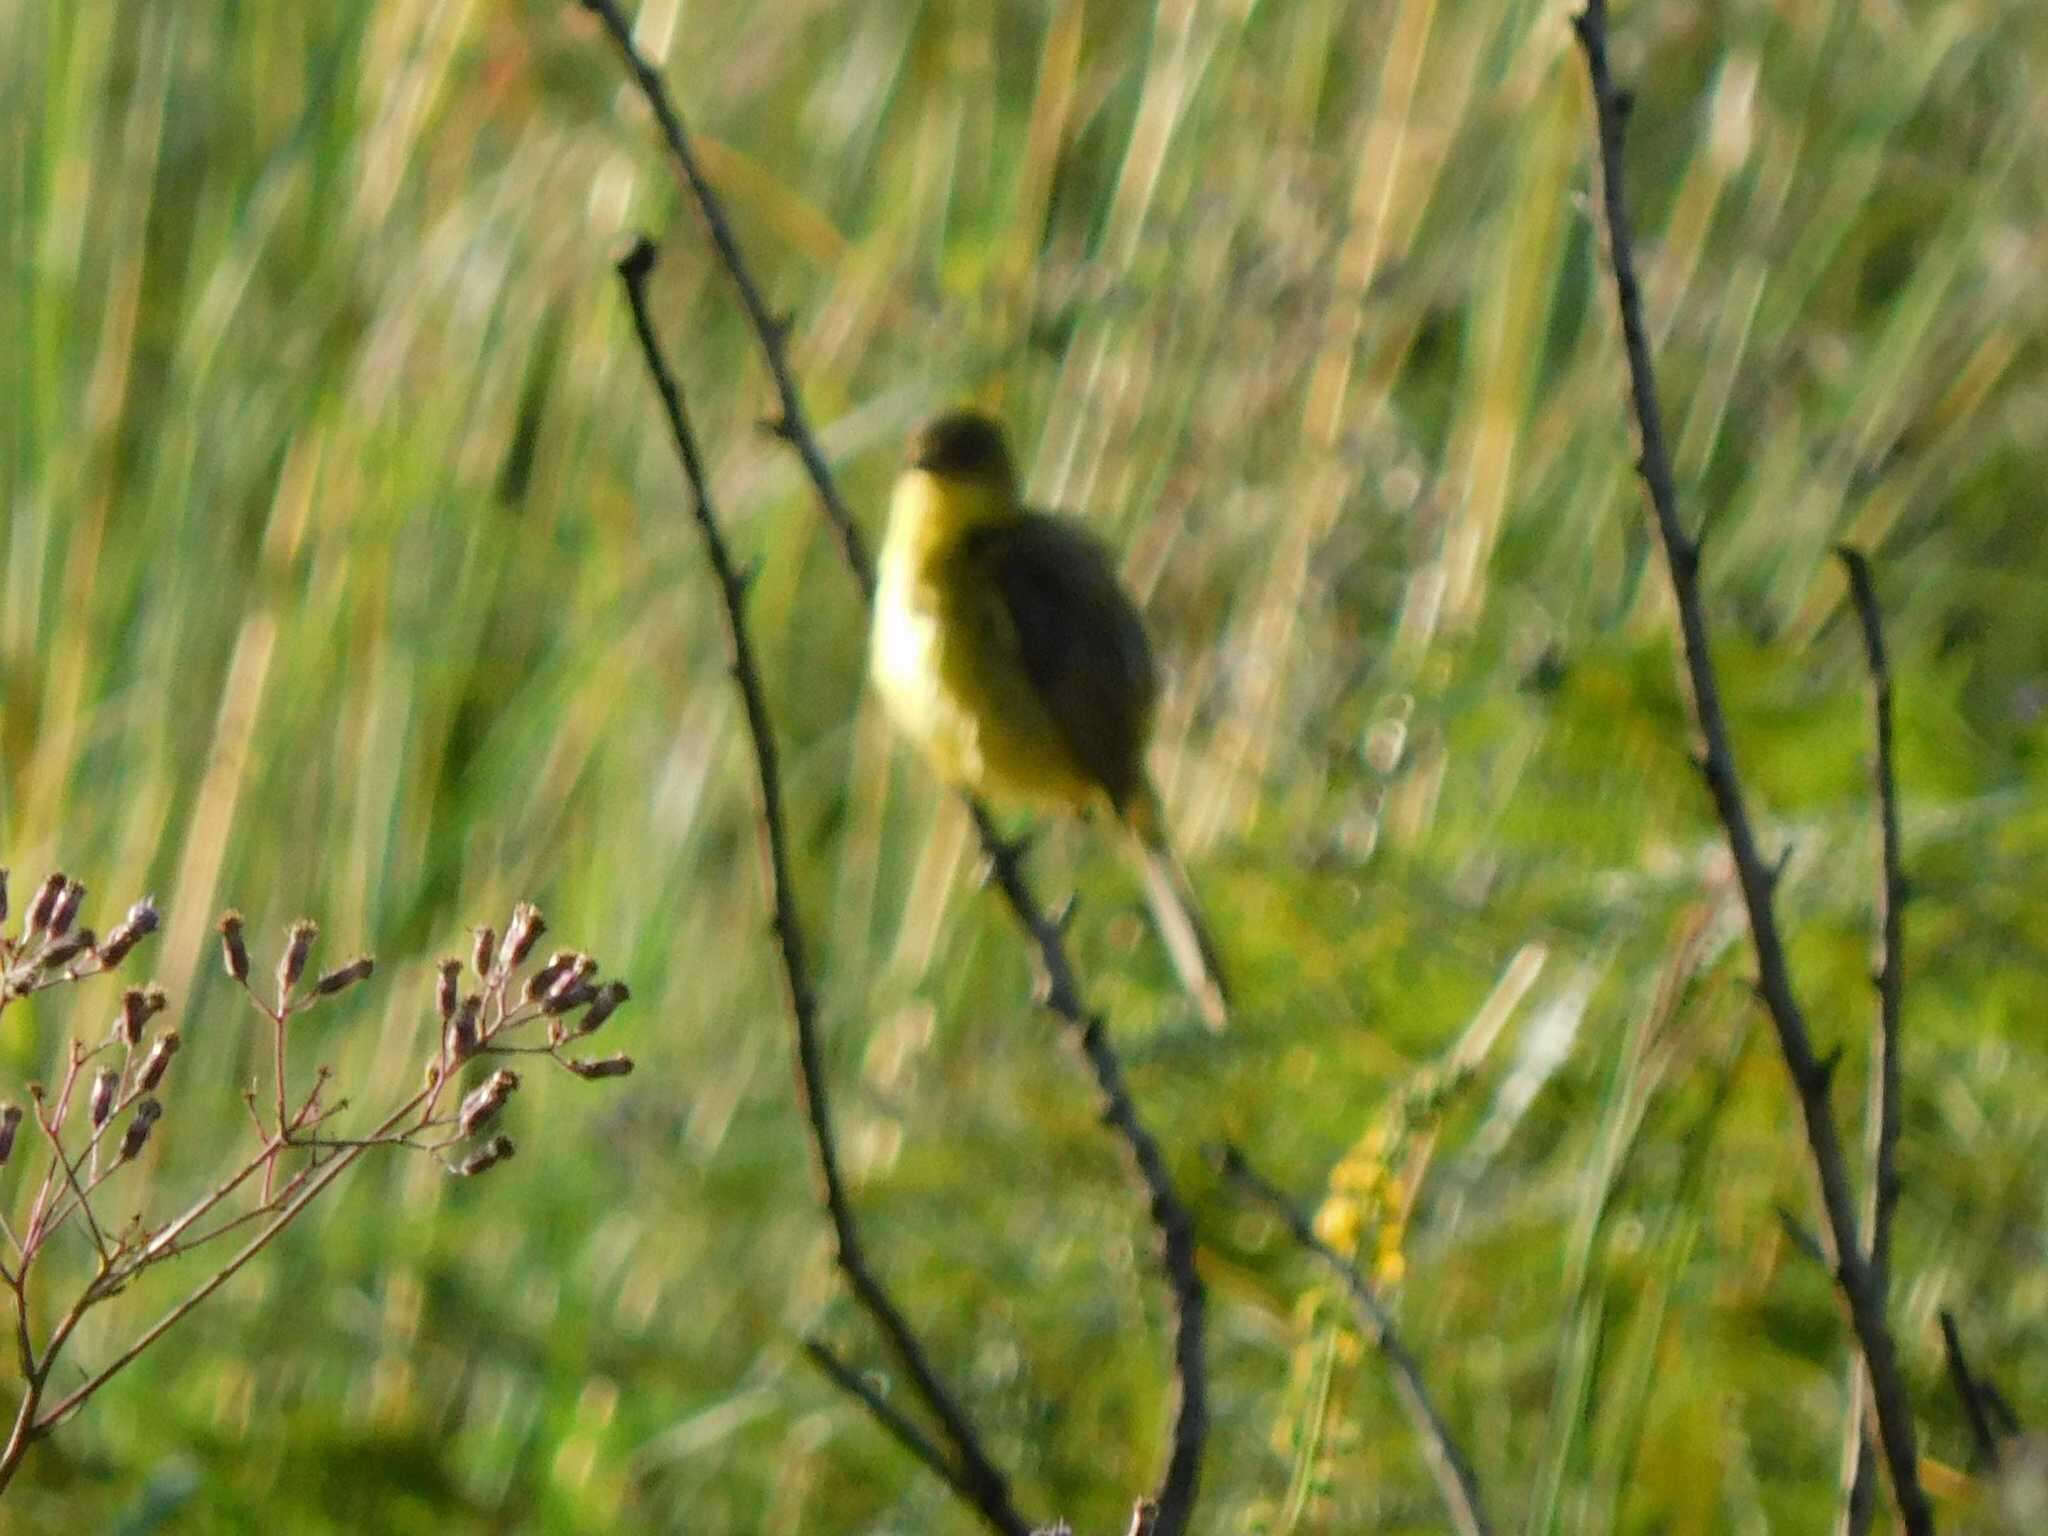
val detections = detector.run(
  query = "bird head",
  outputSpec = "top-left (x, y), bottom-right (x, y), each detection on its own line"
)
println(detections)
top-left (906, 410), bottom-right (1017, 493)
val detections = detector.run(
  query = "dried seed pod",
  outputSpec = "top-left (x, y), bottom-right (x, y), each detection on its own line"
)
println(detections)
top-left (38, 931), bottom-right (93, 972)
top-left (447, 995), bottom-right (481, 1061)
top-left (574, 980), bottom-right (630, 1037)
top-left (544, 955), bottom-right (597, 1004)
top-left (49, 879), bottom-right (85, 939)
top-left (458, 1068), bottom-right (520, 1137)
top-left (114, 996), bottom-right (144, 1045)
top-left (499, 902), bottom-right (546, 972)
top-left (26, 872), bottom-right (66, 937)
top-left (118, 1097), bottom-right (163, 1162)
top-left (218, 911), bottom-right (251, 983)
top-left (564, 1053), bottom-right (634, 1080)
top-left (522, 950), bottom-right (576, 1005)
top-left (0, 1104), bottom-right (21, 1164)
top-left (278, 919), bottom-right (319, 995)
top-left (96, 897), bottom-right (161, 969)
top-left (115, 985), bottom-right (168, 1045)
top-left (451, 1134), bottom-right (514, 1177)
top-left (471, 925), bottom-right (496, 982)
top-left (541, 981), bottom-right (597, 1018)
top-left (436, 958), bottom-right (462, 1023)
top-left (138, 1031), bottom-right (182, 1092)
top-left (89, 1068), bottom-right (119, 1128)
top-left (314, 956), bottom-right (375, 996)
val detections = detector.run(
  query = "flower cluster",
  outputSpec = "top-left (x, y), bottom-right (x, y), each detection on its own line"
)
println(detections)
top-left (0, 868), bottom-right (159, 1007)
top-left (0, 868), bottom-right (636, 1494)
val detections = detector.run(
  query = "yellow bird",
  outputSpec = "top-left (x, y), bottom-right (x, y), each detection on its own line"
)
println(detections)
top-left (869, 408), bottom-right (1230, 1027)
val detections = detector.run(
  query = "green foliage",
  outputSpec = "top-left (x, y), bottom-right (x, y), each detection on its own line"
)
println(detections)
top-left (3, 0), bottom-right (2046, 1529)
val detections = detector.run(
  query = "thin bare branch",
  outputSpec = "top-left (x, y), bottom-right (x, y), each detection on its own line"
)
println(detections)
top-left (613, 239), bottom-right (1029, 1536)
top-left (1219, 1145), bottom-right (1494, 1536)
top-left (1837, 548), bottom-right (1907, 1292)
top-left (976, 809), bottom-right (1208, 1528)
top-left (804, 1338), bottom-right (981, 1508)
top-left (578, 0), bottom-right (873, 598)
top-left (1570, 7), bottom-right (1930, 1531)
top-left (1939, 1310), bottom-right (2006, 1469)
top-left (1834, 546), bottom-right (1907, 1536)
top-left (586, 10), bottom-right (1212, 1522)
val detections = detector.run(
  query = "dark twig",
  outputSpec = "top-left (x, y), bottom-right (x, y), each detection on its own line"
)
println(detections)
top-left (1219, 1145), bottom-right (1494, 1536)
top-left (614, 240), bottom-right (1028, 1536)
top-left (1570, 8), bottom-right (1931, 1532)
top-left (579, 0), bottom-right (873, 599)
top-left (1773, 1204), bottom-right (1830, 1269)
top-left (974, 806), bottom-right (1208, 1529)
top-left (1838, 549), bottom-right (1906, 1293)
top-left (586, 10), bottom-right (1210, 1526)
top-left (1835, 547), bottom-right (1907, 1536)
top-left (1838, 1366), bottom-right (1880, 1535)
top-left (803, 1339), bottom-right (979, 1508)
top-left (1939, 1310), bottom-right (2007, 1469)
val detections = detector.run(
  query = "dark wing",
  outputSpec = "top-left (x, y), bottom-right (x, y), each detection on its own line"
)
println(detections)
top-left (964, 511), bottom-right (1158, 809)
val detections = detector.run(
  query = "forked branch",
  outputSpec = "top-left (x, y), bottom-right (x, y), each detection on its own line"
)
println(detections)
top-left (586, 5), bottom-right (1210, 1526)
top-left (1570, 5), bottom-right (1931, 1530)
top-left (578, 0), bottom-right (872, 598)
top-left (614, 240), bottom-right (1029, 1536)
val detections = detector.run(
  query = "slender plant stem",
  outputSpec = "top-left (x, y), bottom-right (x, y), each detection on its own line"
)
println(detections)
top-left (0, 1271), bottom-right (40, 1493)
top-left (1570, 7), bottom-right (1931, 1532)
top-left (35, 1116), bottom-right (109, 1265)
top-left (1834, 547), bottom-right (1905, 1534)
top-left (614, 240), bottom-right (1030, 1536)
top-left (27, 1084), bottom-right (433, 1443)
top-left (24, 1053), bottom-right (87, 1246)
top-left (1220, 1146), bottom-right (1494, 1536)
top-left (132, 1136), bottom-right (279, 1266)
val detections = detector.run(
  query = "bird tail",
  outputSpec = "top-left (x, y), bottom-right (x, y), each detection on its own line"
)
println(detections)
top-left (1124, 783), bottom-right (1231, 1030)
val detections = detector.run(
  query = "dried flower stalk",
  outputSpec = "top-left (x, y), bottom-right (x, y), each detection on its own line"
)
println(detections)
top-left (0, 873), bottom-right (635, 1496)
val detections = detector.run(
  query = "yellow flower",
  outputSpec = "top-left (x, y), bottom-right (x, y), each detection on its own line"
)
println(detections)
top-left (1331, 1154), bottom-right (1383, 1196)
top-left (1314, 1194), bottom-right (1362, 1255)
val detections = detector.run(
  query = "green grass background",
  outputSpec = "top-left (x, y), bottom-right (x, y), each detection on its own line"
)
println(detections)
top-left (4, 0), bottom-right (2047, 1529)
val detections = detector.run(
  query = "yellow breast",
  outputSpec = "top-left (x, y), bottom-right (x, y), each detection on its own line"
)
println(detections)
top-left (869, 472), bottom-right (1102, 810)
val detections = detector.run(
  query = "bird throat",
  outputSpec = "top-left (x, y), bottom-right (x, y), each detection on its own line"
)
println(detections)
top-left (879, 470), bottom-right (1013, 582)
